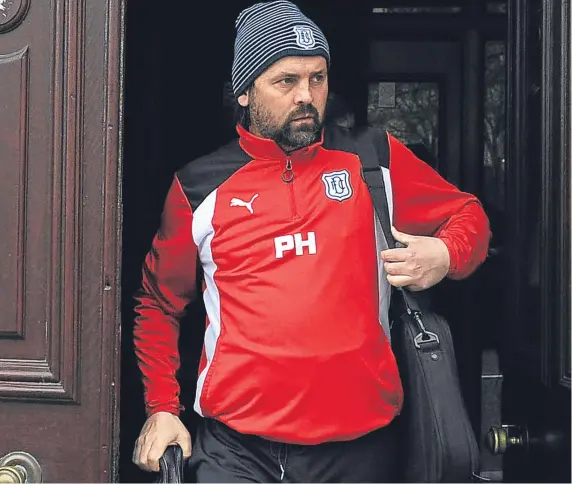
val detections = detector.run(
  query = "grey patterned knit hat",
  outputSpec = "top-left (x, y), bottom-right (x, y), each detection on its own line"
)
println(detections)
top-left (231, 1), bottom-right (330, 97)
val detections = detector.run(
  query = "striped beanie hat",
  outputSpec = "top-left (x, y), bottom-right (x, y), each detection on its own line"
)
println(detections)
top-left (231, 1), bottom-right (330, 97)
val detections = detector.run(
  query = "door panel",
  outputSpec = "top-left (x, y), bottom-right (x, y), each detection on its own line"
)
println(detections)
top-left (0, 1), bottom-right (122, 481)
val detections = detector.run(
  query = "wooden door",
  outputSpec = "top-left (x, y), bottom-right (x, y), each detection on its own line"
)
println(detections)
top-left (491, 0), bottom-right (571, 481)
top-left (0, 0), bottom-right (123, 482)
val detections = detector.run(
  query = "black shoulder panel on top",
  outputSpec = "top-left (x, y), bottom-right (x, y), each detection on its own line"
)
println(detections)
top-left (323, 125), bottom-right (390, 169)
top-left (176, 138), bottom-right (252, 212)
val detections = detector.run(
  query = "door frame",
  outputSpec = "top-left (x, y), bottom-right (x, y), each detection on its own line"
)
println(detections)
top-left (101, 0), bottom-right (125, 479)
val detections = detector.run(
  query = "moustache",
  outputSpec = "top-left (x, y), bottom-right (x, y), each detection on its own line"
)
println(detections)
top-left (287, 105), bottom-right (320, 123)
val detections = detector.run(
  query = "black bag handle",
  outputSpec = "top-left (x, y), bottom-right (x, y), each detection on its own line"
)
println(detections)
top-left (156, 445), bottom-right (185, 484)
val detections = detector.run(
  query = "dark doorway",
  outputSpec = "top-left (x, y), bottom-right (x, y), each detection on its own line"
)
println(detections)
top-left (119, 2), bottom-right (231, 481)
top-left (119, 1), bottom-right (570, 483)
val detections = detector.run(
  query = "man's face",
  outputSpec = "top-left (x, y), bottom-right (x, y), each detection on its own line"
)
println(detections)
top-left (238, 56), bottom-right (328, 152)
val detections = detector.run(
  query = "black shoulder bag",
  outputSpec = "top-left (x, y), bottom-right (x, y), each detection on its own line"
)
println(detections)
top-left (353, 127), bottom-right (481, 483)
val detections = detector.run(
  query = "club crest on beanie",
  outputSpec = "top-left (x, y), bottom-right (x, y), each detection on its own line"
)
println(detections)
top-left (231, 1), bottom-right (330, 97)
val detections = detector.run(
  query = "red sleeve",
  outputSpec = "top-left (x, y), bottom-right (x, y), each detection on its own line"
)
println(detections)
top-left (133, 175), bottom-right (197, 417)
top-left (388, 135), bottom-right (491, 280)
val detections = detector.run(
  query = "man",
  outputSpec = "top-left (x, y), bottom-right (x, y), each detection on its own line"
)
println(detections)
top-left (132, 1), bottom-right (491, 482)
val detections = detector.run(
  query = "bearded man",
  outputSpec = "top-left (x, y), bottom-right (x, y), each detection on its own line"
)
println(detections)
top-left (132, 1), bottom-right (491, 482)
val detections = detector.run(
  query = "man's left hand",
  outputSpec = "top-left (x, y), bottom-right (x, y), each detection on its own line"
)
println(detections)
top-left (380, 226), bottom-right (450, 291)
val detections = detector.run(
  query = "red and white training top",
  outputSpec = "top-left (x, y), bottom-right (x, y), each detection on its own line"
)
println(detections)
top-left (133, 124), bottom-right (491, 444)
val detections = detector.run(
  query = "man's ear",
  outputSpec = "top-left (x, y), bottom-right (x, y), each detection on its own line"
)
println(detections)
top-left (237, 91), bottom-right (250, 107)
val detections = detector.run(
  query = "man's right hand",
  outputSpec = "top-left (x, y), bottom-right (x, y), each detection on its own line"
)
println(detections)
top-left (132, 411), bottom-right (192, 472)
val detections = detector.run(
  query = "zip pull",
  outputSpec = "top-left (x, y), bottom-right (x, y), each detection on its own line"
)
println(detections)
top-left (282, 159), bottom-right (294, 183)
top-left (277, 446), bottom-right (286, 481)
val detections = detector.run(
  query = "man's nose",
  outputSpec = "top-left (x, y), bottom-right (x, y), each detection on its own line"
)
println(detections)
top-left (294, 81), bottom-right (313, 105)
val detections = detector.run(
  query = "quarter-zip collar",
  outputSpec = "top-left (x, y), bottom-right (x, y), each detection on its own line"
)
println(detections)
top-left (237, 124), bottom-right (323, 162)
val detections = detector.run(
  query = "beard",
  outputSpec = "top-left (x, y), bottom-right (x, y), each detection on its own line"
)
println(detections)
top-left (249, 98), bottom-right (324, 152)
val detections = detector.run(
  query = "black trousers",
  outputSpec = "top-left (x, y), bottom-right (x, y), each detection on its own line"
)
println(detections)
top-left (187, 418), bottom-right (398, 483)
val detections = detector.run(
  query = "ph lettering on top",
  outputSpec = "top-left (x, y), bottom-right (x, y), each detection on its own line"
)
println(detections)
top-left (274, 232), bottom-right (317, 259)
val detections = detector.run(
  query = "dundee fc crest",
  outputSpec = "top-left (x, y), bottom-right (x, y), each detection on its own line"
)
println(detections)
top-left (322, 170), bottom-right (353, 202)
top-left (293, 26), bottom-right (316, 49)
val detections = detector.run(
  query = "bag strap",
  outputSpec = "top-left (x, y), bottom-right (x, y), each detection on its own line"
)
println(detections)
top-left (353, 128), bottom-right (424, 316)
top-left (353, 128), bottom-right (395, 248)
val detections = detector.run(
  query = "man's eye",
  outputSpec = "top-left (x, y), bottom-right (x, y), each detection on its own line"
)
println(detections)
top-left (313, 74), bottom-right (325, 82)
top-left (280, 78), bottom-right (295, 85)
